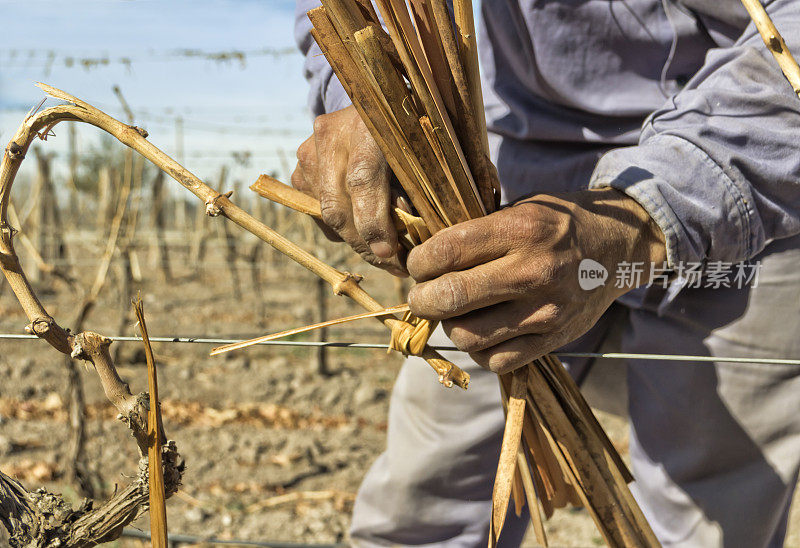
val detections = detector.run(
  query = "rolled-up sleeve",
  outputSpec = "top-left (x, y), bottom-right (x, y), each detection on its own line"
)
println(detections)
top-left (295, 0), bottom-right (352, 116)
top-left (589, 0), bottom-right (800, 267)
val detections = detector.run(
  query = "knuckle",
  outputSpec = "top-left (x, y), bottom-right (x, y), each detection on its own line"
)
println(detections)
top-left (507, 258), bottom-right (558, 295)
top-left (348, 173), bottom-right (390, 245)
top-left (296, 139), bottom-right (314, 165)
top-left (524, 303), bottom-right (563, 331)
top-left (320, 201), bottom-right (349, 232)
top-left (488, 352), bottom-right (523, 375)
top-left (538, 258), bottom-right (561, 284)
top-left (437, 275), bottom-right (469, 315)
top-left (435, 232), bottom-right (462, 271)
top-left (487, 354), bottom-right (513, 375)
top-left (540, 303), bottom-right (563, 325)
top-left (312, 114), bottom-right (330, 137)
top-left (505, 267), bottom-right (536, 295)
top-left (346, 163), bottom-right (378, 192)
top-left (290, 168), bottom-right (303, 188)
top-left (516, 206), bottom-right (559, 244)
top-left (517, 209), bottom-right (544, 236)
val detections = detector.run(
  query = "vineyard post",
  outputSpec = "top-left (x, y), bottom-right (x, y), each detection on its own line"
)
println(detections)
top-left (151, 170), bottom-right (173, 281)
top-left (221, 174), bottom-right (243, 299)
top-left (67, 123), bottom-right (80, 223)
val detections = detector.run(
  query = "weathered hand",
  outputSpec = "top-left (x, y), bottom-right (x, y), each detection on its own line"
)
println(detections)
top-left (406, 189), bottom-right (667, 374)
top-left (292, 105), bottom-right (406, 276)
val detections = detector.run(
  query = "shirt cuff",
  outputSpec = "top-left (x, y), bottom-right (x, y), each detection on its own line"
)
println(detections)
top-left (588, 134), bottom-right (763, 269)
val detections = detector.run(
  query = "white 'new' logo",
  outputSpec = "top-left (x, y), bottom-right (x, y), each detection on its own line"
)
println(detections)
top-left (578, 259), bottom-right (608, 291)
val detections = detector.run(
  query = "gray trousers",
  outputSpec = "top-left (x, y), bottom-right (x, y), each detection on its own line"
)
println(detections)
top-left (350, 235), bottom-right (800, 548)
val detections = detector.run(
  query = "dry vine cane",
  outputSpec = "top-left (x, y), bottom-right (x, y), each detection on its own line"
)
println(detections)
top-left (26, 85), bottom-right (467, 388)
top-left (0, 100), bottom-right (183, 545)
top-left (0, 83), bottom-right (468, 544)
top-left (0, 310), bottom-right (180, 547)
top-left (0, 106), bottom-right (181, 545)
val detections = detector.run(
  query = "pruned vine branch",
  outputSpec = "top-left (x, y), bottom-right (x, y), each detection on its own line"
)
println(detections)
top-left (5, 83), bottom-right (467, 389)
top-left (0, 82), bottom-right (470, 545)
top-left (741, 0), bottom-right (800, 98)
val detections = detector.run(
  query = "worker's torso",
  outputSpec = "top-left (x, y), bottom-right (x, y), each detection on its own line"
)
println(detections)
top-left (479, 0), bottom-right (752, 200)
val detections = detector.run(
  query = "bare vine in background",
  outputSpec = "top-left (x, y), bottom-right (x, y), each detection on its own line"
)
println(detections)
top-left (0, 82), bottom-right (468, 545)
top-left (0, 92), bottom-right (183, 545)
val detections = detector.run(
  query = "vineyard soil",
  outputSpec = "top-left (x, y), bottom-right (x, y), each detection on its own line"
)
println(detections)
top-left (1, 239), bottom-right (798, 547)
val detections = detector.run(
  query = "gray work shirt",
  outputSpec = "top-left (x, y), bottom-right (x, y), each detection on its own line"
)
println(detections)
top-left (294, 0), bottom-right (800, 269)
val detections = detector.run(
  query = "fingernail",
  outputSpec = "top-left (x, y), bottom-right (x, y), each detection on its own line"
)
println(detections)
top-left (370, 241), bottom-right (394, 258)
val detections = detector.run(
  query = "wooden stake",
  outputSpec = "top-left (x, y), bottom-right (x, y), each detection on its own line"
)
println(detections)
top-left (314, 276), bottom-right (331, 375)
top-left (151, 170), bottom-right (172, 281)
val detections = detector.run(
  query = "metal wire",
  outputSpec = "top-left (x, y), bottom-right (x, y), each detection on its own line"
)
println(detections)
top-left (0, 333), bottom-right (391, 349)
top-left (1, 332), bottom-right (800, 366)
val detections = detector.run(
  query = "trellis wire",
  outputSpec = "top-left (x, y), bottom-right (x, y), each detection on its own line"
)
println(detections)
top-left (0, 332), bottom-right (799, 366)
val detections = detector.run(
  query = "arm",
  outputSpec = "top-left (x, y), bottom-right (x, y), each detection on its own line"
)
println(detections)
top-left (408, 0), bottom-right (799, 373)
top-left (294, 0), bottom-right (351, 116)
top-left (589, 0), bottom-right (800, 268)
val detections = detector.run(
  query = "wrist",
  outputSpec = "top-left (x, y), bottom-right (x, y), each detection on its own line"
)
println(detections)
top-left (520, 189), bottom-right (667, 297)
top-left (578, 188), bottom-right (668, 295)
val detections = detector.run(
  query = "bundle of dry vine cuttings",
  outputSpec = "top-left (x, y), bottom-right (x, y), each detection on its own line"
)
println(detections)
top-left (266, 0), bottom-right (799, 545)
top-left (241, 0), bottom-right (659, 545)
top-left (237, 0), bottom-right (800, 543)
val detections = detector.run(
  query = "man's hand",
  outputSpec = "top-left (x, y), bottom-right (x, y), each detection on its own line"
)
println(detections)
top-left (406, 189), bottom-right (667, 374)
top-left (292, 105), bottom-right (406, 276)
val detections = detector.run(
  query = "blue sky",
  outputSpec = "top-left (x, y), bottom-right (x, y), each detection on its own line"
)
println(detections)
top-left (0, 0), bottom-right (310, 186)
